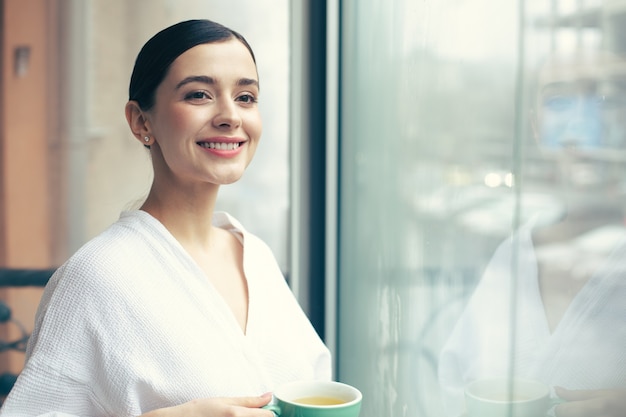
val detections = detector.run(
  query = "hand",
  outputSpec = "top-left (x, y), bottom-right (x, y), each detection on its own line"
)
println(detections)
top-left (141, 393), bottom-right (275, 417)
top-left (554, 386), bottom-right (626, 417)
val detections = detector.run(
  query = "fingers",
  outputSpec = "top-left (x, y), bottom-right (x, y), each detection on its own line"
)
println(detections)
top-left (555, 386), bottom-right (605, 402)
top-left (554, 400), bottom-right (589, 417)
top-left (175, 393), bottom-right (274, 417)
top-left (553, 388), bottom-right (626, 417)
top-left (554, 397), bottom-right (616, 417)
top-left (221, 392), bottom-right (273, 408)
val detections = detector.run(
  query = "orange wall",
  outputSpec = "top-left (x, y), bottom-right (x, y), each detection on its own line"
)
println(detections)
top-left (0, 0), bottom-right (55, 376)
top-left (1, 1), bottom-right (51, 265)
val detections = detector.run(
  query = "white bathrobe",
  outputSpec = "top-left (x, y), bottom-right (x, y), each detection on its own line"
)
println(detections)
top-left (438, 222), bottom-right (626, 417)
top-left (0, 210), bottom-right (331, 417)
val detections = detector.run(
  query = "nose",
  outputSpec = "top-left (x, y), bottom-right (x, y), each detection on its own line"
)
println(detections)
top-left (212, 98), bottom-right (242, 129)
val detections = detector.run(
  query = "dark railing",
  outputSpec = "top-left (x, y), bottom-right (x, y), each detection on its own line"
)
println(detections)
top-left (0, 268), bottom-right (55, 398)
top-left (0, 269), bottom-right (54, 288)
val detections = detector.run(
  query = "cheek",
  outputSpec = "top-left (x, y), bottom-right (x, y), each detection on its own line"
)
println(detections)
top-left (245, 112), bottom-right (263, 141)
top-left (166, 107), bottom-right (196, 133)
top-left (154, 105), bottom-right (198, 138)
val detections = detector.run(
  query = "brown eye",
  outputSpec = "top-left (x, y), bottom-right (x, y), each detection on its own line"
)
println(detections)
top-left (185, 91), bottom-right (210, 101)
top-left (236, 94), bottom-right (257, 104)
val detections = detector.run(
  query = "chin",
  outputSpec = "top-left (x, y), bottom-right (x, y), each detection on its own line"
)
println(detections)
top-left (216, 173), bottom-right (245, 185)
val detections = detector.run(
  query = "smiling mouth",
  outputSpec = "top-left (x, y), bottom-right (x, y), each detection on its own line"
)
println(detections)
top-left (197, 142), bottom-right (242, 150)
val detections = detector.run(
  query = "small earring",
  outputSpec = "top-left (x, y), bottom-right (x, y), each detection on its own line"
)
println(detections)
top-left (144, 136), bottom-right (150, 142)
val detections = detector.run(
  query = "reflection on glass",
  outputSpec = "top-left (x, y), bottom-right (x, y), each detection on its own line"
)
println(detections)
top-left (536, 52), bottom-right (626, 150)
top-left (438, 49), bottom-right (626, 417)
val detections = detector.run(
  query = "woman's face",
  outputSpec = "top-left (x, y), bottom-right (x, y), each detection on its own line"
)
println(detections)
top-left (146, 39), bottom-right (262, 187)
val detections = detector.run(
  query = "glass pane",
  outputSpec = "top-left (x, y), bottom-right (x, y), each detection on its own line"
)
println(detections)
top-left (337, 1), bottom-right (626, 416)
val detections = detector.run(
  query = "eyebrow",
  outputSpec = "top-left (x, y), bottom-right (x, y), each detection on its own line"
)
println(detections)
top-left (175, 75), bottom-right (259, 90)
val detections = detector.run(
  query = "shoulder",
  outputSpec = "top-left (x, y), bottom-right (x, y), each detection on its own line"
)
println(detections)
top-left (28, 213), bottom-right (171, 352)
top-left (44, 211), bottom-right (178, 305)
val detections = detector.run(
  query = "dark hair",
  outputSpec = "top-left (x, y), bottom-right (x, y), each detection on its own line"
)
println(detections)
top-left (128, 19), bottom-right (256, 110)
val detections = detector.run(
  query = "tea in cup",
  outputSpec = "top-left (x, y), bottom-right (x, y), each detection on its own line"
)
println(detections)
top-left (263, 380), bottom-right (362, 417)
top-left (464, 377), bottom-right (551, 417)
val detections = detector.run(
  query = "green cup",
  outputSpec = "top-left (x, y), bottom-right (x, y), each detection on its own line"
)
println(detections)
top-left (465, 377), bottom-right (560, 417)
top-left (263, 380), bottom-right (362, 417)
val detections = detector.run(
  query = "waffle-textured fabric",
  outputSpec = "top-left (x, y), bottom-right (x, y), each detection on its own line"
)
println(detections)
top-left (0, 210), bottom-right (331, 416)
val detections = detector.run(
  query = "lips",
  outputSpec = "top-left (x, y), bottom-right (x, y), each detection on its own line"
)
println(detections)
top-left (197, 141), bottom-right (241, 150)
top-left (196, 137), bottom-right (246, 157)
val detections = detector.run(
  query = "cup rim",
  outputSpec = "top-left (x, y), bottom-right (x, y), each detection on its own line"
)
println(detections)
top-left (465, 377), bottom-right (550, 404)
top-left (274, 380), bottom-right (363, 409)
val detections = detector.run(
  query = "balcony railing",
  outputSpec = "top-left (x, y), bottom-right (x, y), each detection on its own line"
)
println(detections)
top-left (0, 268), bottom-right (55, 399)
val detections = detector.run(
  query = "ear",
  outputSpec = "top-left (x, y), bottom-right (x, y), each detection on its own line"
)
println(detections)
top-left (125, 100), bottom-right (154, 146)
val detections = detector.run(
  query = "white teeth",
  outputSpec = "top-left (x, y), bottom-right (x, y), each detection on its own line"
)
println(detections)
top-left (199, 142), bottom-right (240, 150)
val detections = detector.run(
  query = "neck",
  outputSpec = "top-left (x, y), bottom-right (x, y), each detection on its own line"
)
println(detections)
top-left (140, 179), bottom-right (220, 249)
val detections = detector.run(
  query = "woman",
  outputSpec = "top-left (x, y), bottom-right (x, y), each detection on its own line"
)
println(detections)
top-left (0, 19), bottom-right (331, 416)
top-left (438, 51), bottom-right (626, 417)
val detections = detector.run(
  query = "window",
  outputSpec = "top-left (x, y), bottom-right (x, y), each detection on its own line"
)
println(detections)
top-left (336, 1), bottom-right (626, 416)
